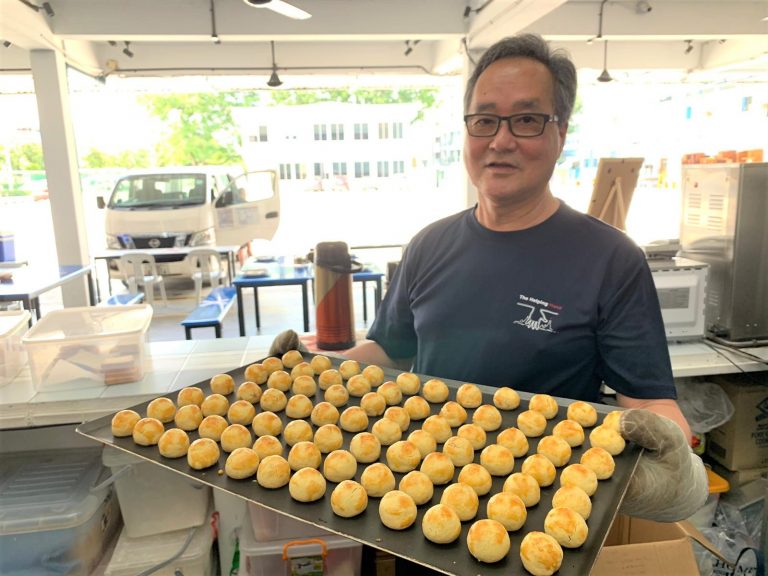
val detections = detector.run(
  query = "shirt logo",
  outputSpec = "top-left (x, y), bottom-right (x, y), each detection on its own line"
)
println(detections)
top-left (514, 294), bottom-right (562, 333)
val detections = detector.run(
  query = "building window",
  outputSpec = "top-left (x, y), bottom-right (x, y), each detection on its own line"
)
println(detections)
top-left (354, 123), bottom-right (369, 140)
top-left (354, 162), bottom-right (370, 178)
top-left (392, 122), bottom-right (403, 139)
top-left (294, 164), bottom-right (307, 179)
top-left (377, 161), bottom-right (390, 177)
top-left (330, 123), bottom-right (345, 140)
top-left (248, 125), bottom-right (268, 142)
top-left (393, 160), bottom-right (405, 174)
top-left (332, 162), bottom-right (347, 176)
top-left (279, 163), bottom-right (292, 180)
top-left (314, 163), bottom-right (323, 177)
top-left (313, 124), bottom-right (328, 141)
top-left (378, 122), bottom-right (389, 139)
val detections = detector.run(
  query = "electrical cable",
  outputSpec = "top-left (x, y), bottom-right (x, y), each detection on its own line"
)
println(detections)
top-left (704, 339), bottom-right (768, 367)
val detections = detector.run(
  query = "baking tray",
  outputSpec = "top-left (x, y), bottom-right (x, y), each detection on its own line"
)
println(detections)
top-left (76, 353), bottom-right (642, 575)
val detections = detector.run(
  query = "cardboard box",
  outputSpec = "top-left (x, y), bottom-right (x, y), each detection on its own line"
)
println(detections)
top-left (711, 462), bottom-right (768, 488)
top-left (706, 374), bottom-right (768, 471)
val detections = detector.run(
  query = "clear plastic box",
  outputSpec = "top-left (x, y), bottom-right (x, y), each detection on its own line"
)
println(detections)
top-left (0, 447), bottom-right (122, 576)
top-left (21, 304), bottom-right (152, 389)
top-left (248, 502), bottom-right (332, 541)
top-left (0, 309), bottom-right (29, 385)
top-left (103, 447), bottom-right (211, 538)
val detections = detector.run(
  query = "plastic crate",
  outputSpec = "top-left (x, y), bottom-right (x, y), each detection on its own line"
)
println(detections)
top-left (21, 305), bottom-right (152, 389)
top-left (0, 309), bottom-right (29, 385)
top-left (248, 502), bottom-right (332, 542)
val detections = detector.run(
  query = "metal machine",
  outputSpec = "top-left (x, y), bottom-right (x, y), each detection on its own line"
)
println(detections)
top-left (648, 257), bottom-right (708, 341)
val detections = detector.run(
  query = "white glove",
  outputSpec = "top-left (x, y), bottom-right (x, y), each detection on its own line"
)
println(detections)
top-left (618, 408), bottom-right (708, 522)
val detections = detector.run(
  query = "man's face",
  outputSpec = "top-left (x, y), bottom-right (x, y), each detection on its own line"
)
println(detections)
top-left (464, 57), bottom-right (567, 207)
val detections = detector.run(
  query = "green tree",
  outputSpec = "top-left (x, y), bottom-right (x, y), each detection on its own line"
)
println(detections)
top-left (82, 148), bottom-right (151, 168)
top-left (10, 143), bottom-right (44, 170)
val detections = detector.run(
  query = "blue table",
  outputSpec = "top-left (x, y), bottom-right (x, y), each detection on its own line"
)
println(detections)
top-left (0, 264), bottom-right (94, 321)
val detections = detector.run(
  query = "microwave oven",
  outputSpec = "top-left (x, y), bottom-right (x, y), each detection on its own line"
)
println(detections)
top-left (648, 257), bottom-right (708, 341)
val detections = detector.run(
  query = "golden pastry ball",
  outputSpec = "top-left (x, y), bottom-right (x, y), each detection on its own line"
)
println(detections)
top-left (290, 362), bottom-right (314, 380)
top-left (259, 388), bottom-right (287, 412)
top-left (422, 504), bottom-right (462, 544)
top-left (439, 401), bottom-right (467, 428)
top-left (147, 397), bottom-right (176, 423)
top-left (318, 369), bottom-right (343, 390)
top-left (111, 409), bottom-right (140, 437)
top-left (210, 373), bottom-right (235, 396)
top-left (236, 381), bottom-right (262, 404)
top-left (198, 414), bottom-right (228, 442)
top-left (244, 363), bottom-right (268, 385)
top-left (589, 424), bottom-right (626, 455)
top-left (419, 452), bottom-right (455, 485)
top-left (338, 359), bottom-right (361, 380)
top-left (323, 384), bottom-right (350, 408)
top-left (322, 449), bottom-right (358, 483)
top-left (314, 423), bottom-right (344, 453)
top-left (252, 411), bottom-right (283, 437)
top-left (289, 467), bottom-right (326, 502)
top-left (396, 372), bottom-right (421, 395)
top-left (176, 386), bottom-right (204, 407)
top-left (379, 490), bottom-right (418, 530)
top-left (377, 381), bottom-right (403, 406)
top-left (287, 441), bottom-right (322, 471)
top-left (361, 392), bottom-right (386, 417)
top-left (346, 374), bottom-right (372, 397)
top-left (480, 443), bottom-right (515, 476)
top-left (281, 349), bottom-right (304, 369)
top-left (384, 406), bottom-right (410, 432)
top-left (502, 472), bottom-right (541, 507)
top-left (440, 482), bottom-right (479, 521)
top-left (291, 375), bottom-right (316, 397)
top-left (517, 409), bottom-right (547, 437)
top-left (360, 462), bottom-right (396, 497)
top-left (456, 383), bottom-right (483, 409)
top-left (580, 446), bottom-right (616, 480)
top-left (467, 519), bottom-right (511, 564)
top-left (487, 491), bottom-right (527, 532)
top-left (457, 423), bottom-right (487, 451)
top-left (559, 463), bottom-right (598, 496)
top-left (158, 428), bottom-right (190, 458)
top-left (221, 424), bottom-right (252, 453)
top-left (566, 400), bottom-right (598, 427)
top-left (473, 404), bottom-right (503, 432)
top-left (398, 470), bottom-right (434, 505)
top-left (349, 432), bottom-right (382, 463)
top-left (520, 454), bottom-right (557, 487)
top-left (331, 480), bottom-right (368, 518)
top-left (362, 364), bottom-right (385, 387)
top-left (552, 485), bottom-right (592, 520)
top-left (603, 409), bottom-right (623, 432)
top-left (496, 427), bottom-right (529, 457)
top-left (544, 507), bottom-right (588, 548)
top-left (227, 399), bottom-right (257, 425)
top-left (442, 436), bottom-right (474, 467)
top-left (225, 447), bottom-right (260, 480)
top-left (536, 435), bottom-right (572, 467)
top-left (174, 404), bottom-right (204, 431)
top-left (310, 354), bottom-right (332, 375)
top-left (339, 406), bottom-right (369, 433)
top-left (386, 440), bottom-right (422, 473)
top-left (421, 415), bottom-right (452, 443)
top-left (201, 393), bottom-right (229, 417)
top-left (552, 419), bottom-right (585, 447)
top-left (520, 532), bottom-right (563, 576)
top-left (187, 437), bottom-right (220, 470)
top-left (403, 395), bottom-right (431, 421)
top-left (285, 394), bottom-right (314, 419)
top-left (457, 463), bottom-right (493, 496)
top-left (407, 429), bottom-right (438, 458)
top-left (252, 434), bottom-right (283, 460)
top-left (371, 417), bottom-right (402, 446)
top-left (529, 393), bottom-right (559, 419)
top-left (422, 378), bottom-right (449, 403)
top-left (256, 454), bottom-right (290, 489)
top-left (267, 370), bottom-right (292, 392)
top-left (261, 356), bottom-right (284, 375)
top-left (493, 386), bottom-right (521, 410)
top-left (283, 419), bottom-right (314, 446)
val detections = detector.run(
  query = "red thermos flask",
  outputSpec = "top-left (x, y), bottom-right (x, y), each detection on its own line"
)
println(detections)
top-left (314, 242), bottom-right (355, 350)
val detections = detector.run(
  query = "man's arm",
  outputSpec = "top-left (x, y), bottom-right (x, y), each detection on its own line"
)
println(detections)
top-left (616, 395), bottom-right (692, 446)
top-left (343, 339), bottom-right (414, 372)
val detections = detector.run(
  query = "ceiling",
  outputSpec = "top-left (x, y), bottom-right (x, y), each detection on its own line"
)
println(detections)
top-left (1, 0), bottom-right (767, 86)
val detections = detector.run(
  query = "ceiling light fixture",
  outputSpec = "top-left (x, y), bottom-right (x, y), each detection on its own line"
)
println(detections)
top-left (2, 40), bottom-right (11, 48)
top-left (122, 41), bottom-right (134, 58)
top-left (463, 0), bottom-right (496, 18)
top-left (210, 0), bottom-right (221, 44)
top-left (242, 0), bottom-right (311, 20)
top-left (404, 40), bottom-right (420, 57)
top-left (597, 41), bottom-right (613, 82)
top-left (17, 0), bottom-right (54, 16)
top-left (267, 41), bottom-right (282, 87)
top-left (635, 0), bottom-right (653, 14)
top-left (684, 40), bottom-right (693, 55)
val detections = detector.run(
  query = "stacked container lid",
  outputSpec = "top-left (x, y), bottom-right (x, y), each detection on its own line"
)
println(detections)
top-left (0, 309), bottom-right (30, 385)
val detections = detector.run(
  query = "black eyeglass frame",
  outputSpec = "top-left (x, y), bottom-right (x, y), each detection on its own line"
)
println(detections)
top-left (463, 112), bottom-right (560, 138)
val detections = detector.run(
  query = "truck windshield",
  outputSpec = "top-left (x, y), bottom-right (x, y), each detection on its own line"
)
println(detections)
top-left (107, 174), bottom-right (207, 209)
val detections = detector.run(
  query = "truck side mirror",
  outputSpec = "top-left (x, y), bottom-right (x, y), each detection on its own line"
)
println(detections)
top-left (96, 196), bottom-right (105, 209)
top-left (216, 190), bottom-right (233, 208)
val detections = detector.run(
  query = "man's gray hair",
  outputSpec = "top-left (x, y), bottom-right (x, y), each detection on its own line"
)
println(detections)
top-left (463, 33), bottom-right (577, 125)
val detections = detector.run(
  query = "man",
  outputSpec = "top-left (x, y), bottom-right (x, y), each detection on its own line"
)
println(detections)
top-left (274, 34), bottom-right (707, 521)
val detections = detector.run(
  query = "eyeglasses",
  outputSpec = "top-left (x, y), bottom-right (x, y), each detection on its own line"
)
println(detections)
top-left (464, 113), bottom-right (559, 138)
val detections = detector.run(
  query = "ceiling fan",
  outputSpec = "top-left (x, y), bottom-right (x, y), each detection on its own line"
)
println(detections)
top-left (242, 0), bottom-right (311, 20)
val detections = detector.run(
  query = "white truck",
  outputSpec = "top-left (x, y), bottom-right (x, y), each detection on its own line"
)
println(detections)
top-left (96, 167), bottom-right (280, 277)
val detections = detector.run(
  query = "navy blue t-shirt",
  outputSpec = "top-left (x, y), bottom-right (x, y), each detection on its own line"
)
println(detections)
top-left (367, 202), bottom-right (675, 403)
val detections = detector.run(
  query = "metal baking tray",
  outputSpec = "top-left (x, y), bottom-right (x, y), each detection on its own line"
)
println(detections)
top-left (76, 353), bottom-right (642, 575)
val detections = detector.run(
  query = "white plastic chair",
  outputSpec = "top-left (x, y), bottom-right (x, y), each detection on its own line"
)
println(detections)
top-left (187, 248), bottom-right (226, 304)
top-left (119, 252), bottom-right (168, 307)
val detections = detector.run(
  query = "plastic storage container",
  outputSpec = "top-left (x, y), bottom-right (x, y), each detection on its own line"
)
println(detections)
top-left (240, 516), bottom-right (362, 576)
top-left (0, 447), bottom-right (122, 575)
top-left (104, 513), bottom-right (214, 576)
top-left (21, 304), bottom-right (152, 389)
top-left (0, 309), bottom-right (29, 385)
top-left (102, 447), bottom-right (211, 538)
top-left (248, 502), bottom-right (332, 541)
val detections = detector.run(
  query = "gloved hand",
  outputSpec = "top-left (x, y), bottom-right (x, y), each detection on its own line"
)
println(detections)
top-left (268, 329), bottom-right (307, 357)
top-left (618, 408), bottom-right (708, 522)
